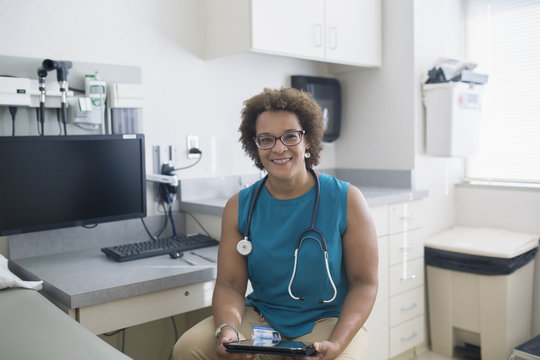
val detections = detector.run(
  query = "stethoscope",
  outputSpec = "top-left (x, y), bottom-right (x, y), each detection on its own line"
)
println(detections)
top-left (237, 168), bottom-right (337, 303)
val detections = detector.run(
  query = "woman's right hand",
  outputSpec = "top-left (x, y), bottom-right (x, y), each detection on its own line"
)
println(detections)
top-left (216, 328), bottom-right (253, 359)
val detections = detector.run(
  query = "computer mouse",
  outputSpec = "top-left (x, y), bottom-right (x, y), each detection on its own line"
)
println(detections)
top-left (169, 251), bottom-right (183, 259)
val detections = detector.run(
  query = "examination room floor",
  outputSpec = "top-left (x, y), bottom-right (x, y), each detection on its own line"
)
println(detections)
top-left (416, 352), bottom-right (453, 360)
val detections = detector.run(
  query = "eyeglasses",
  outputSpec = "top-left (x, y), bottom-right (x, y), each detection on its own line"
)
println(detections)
top-left (254, 130), bottom-right (306, 150)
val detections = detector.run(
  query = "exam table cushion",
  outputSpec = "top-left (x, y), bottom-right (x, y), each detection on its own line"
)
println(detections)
top-left (0, 288), bottom-right (131, 360)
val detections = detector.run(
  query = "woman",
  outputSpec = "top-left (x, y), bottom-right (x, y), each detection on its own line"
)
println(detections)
top-left (174, 88), bottom-right (378, 360)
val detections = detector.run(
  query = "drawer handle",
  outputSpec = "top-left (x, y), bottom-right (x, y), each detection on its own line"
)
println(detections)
top-left (400, 244), bottom-right (417, 251)
top-left (401, 332), bottom-right (418, 342)
top-left (401, 274), bottom-right (417, 281)
top-left (399, 214), bottom-right (417, 221)
top-left (313, 24), bottom-right (323, 47)
top-left (400, 303), bottom-right (418, 312)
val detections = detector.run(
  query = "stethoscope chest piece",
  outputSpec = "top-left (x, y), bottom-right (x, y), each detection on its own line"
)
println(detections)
top-left (237, 237), bottom-right (253, 256)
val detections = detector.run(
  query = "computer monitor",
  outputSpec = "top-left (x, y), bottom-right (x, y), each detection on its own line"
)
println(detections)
top-left (0, 134), bottom-right (147, 236)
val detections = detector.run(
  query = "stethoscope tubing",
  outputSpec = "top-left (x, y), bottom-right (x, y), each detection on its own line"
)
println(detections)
top-left (240, 168), bottom-right (337, 303)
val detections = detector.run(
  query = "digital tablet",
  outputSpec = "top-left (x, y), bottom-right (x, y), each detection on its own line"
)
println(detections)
top-left (224, 339), bottom-right (316, 356)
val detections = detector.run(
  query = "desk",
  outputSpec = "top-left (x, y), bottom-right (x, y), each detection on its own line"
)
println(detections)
top-left (9, 246), bottom-right (218, 335)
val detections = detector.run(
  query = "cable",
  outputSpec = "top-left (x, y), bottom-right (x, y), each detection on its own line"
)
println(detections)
top-left (82, 224), bottom-right (98, 229)
top-left (166, 190), bottom-right (178, 237)
top-left (8, 106), bottom-right (17, 136)
top-left (167, 316), bottom-right (179, 360)
top-left (156, 200), bottom-right (169, 237)
top-left (173, 150), bottom-right (202, 171)
top-left (180, 210), bottom-right (212, 237)
top-left (35, 108), bottom-right (41, 135)
top-left (140, 217), bottom-right (159, 241)
top-left (102, 328), bottom-right (126, 353)
top-left (56, 108), bottom-right (62, 135)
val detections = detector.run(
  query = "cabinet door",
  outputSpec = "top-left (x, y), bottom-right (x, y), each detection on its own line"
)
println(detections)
top-left (325, 0), bottom-right (381, 66)
top-left (251, 0), bottom-right (325, 59)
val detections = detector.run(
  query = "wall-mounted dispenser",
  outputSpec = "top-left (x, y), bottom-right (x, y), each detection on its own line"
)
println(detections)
top-left (68, 73), bottom-right (107, 130)
top-left (291, 75), bottom-right (341, 143)
top-left (108, 83), bottom-right (144, 134)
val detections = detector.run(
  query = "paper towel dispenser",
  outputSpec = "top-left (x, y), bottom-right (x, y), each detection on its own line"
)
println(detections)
top-left (291, 75), bottom-right (341, 142)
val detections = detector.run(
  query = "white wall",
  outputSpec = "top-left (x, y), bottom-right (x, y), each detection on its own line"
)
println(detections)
top-left (0, 0), bottom-right (333, 186)
top-left (334, 0), bottom-right (416, 171)
top-left (413, 0), bottom-right (466, 238)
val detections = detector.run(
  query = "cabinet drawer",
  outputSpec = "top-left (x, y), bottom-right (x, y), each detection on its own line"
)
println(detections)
top-left (389, 200), bottom-right (423, 234)
top-left (370, 205), bottom-right (388, 237)
top-left (390, 287), bottom-right (425, 327)
top-left (389, 228), bottom-right (424, 266)
top-left (390, 316), bottom-right (425, 357)
top-left (389, 258), bottom-right (424, 296)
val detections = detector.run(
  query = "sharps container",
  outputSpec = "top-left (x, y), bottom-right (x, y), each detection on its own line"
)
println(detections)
top-left (425, 226), bottom-right (539, 360)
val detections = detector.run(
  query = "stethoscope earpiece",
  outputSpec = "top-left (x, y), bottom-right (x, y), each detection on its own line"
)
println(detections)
top-left (237, 237), bottom-right (253, 256)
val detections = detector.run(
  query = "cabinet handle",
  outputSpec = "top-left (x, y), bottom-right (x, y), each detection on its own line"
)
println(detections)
top-left (399, 214), bottom-right (417, 221)
top-left (400, 244), bottom-right (417, 251)
top-left (313, 24), bottom-right (323, 47)
top-left (400, 274), bottom-right (417, 281)
top-left (401, 332), bottom-right (418, 342)
top-left (400, 303), bottom-right (418, 312)
top-left (328, 26), bottom-right (338, 49)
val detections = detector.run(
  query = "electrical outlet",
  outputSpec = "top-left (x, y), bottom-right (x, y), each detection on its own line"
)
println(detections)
top-left (187, 135), bottom-right (200, 159)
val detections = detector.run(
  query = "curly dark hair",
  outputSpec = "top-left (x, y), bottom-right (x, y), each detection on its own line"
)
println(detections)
top-left (239, 88), bottom-right (324, 170)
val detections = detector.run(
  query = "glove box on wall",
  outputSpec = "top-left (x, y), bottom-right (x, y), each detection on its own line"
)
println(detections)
top-left (423, 82), bottom-right (484, 157)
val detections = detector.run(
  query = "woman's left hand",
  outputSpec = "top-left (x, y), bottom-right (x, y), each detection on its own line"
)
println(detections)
top-left (309, 341), bottom-right (341, 360)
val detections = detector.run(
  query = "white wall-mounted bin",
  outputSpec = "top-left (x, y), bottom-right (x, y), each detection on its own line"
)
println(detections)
top-left (423, 82), bottom-right (483, 157)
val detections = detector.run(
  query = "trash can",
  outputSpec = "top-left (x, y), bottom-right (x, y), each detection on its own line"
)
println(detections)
top-left (425, 226), bottom-right (539, 360)
top-left (510, 334), bottom-right (540, 360)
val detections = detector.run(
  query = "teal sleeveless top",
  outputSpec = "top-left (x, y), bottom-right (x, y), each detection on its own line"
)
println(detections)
top-left (238, 173), bottom-right (349, 337)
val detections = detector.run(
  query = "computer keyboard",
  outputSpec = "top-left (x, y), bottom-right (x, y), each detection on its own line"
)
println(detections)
top-left (101, 233), bottom-right (219, 262)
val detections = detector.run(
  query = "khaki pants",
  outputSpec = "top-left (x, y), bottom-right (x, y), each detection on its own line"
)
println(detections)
top-left (173, 306), bottom-right (368, 360)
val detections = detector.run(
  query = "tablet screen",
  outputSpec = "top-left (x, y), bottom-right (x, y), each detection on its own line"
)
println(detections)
top-left (224, 339), bottom-right (316, 356)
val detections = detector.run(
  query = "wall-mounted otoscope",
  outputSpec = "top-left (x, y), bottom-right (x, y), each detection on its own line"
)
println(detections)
top-left (42, 59), bottom-right (72, 135)
top-left (36, 67), bottom-right (48, 136)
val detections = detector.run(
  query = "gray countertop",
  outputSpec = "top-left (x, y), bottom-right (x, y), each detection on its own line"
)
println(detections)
top-left (9, 246), bottom-right (218, 309)
top-left (180, 186), bottom-right (429, 216)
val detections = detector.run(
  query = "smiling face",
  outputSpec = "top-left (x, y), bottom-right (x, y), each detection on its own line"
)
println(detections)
top-left (255, 110), bottom-right (309, 182)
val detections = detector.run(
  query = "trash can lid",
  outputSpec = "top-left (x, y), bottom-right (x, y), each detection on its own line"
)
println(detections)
top-left (425, 226), bottom-right (539, 258)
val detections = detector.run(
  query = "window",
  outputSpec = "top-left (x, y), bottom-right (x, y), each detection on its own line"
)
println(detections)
top-left (464, 0), bottom-right (540, 183)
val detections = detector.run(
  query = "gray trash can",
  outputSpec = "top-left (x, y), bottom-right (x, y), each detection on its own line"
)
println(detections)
top-left (510, 334), bottom-right (540, 360)
top-left (425, 226), bottom-right (538, 360)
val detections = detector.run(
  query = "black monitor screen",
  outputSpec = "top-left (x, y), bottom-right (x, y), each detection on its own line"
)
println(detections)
top-left (0, 134), bottom-right (146, 236)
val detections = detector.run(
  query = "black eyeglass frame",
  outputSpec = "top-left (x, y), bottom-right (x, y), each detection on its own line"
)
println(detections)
top-left (253, 130), bottom-right (306, 150)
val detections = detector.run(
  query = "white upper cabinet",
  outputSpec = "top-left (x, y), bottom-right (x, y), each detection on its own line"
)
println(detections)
top-left (325, 0), bottom-right (381, 66)
top-left (205, 0), bottom-right (381, 67)
top-left (251, 0), bottom-right (325, 59)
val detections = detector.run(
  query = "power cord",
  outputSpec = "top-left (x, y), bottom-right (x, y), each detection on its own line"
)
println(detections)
top-left (8, 106), bottom-right (17, 136)
top-left (180, 210), bottom-right (212, 237)
top-left (168, 316), bottom-right (179, 360)
top-left (173, 149), bottom-right (202, 171)
top-left (102, 328), bottom-right (127, 353)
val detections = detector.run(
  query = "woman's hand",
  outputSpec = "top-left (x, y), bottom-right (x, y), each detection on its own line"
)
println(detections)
top-left (311, 341), bottom-right (341, 360)
top-left (216, 328), bottom-right (253, 360)
top-left (283, 341), bottom-right (340, 360)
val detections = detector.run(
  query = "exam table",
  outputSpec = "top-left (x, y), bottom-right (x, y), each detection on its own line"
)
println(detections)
top-left (0, 288), bottom-right (131, 360)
